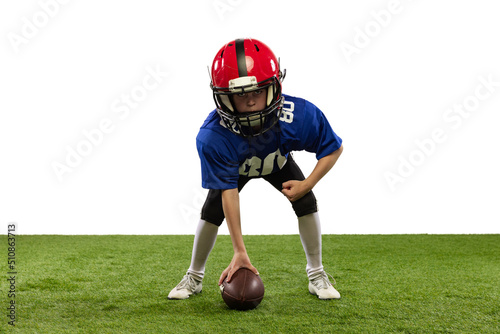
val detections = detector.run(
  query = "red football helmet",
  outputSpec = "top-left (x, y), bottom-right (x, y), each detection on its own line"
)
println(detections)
top-left (210, 38), bottom-right (285, 137)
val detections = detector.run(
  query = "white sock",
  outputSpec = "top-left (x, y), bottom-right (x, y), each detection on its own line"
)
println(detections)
top-left (187, 219), bottom-right (219, 280)
top-left (298, 212), bottom-right (324, 278)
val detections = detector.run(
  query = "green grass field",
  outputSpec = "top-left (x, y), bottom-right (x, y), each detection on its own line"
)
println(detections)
top-left (1, 234), bottom-right (499, 333)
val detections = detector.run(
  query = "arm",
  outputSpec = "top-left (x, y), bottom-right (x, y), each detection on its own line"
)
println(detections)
top-left (282, 144), bottom-right (343, 202)
top-left (218, 188), bottom-right (259, 285)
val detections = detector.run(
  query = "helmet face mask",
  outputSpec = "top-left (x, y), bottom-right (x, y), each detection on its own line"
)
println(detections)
top-left (210, 39), bottom-right (285, 137)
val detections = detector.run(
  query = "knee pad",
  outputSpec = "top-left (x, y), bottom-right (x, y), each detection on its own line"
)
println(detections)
top-left (292, 191), bottom-right (318, 217)
top-left (200, 189), bottom-right (225, 227)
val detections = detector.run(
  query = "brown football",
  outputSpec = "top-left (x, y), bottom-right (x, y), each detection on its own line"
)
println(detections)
top-left (220, 268), bottom-right (264, 310)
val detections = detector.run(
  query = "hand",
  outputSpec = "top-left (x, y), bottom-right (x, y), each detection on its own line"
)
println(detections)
top-left (218, 251), bottom-right (259, 285)
top-left (281, 180), bottom-right (311, 202)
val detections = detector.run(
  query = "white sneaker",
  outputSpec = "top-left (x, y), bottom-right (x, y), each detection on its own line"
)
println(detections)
top-left (309, 271), bottom-right (341, 300)
top-left (168, 273), bottom-right (202, 300)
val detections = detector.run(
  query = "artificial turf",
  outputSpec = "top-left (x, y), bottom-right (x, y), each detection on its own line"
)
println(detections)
top-left (1, 234), bottom-right (499, 333)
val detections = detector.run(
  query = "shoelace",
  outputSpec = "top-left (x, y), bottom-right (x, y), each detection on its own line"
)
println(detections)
top-left (176, 274), bottom-right (199, 291)
top-left (310, 272), bottom-right (336, 289)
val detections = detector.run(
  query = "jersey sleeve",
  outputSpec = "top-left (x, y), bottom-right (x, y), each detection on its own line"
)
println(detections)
top-left (300, 101), bottom-right (342, 159)
top-left (196, 129), bottom-right (240, 190)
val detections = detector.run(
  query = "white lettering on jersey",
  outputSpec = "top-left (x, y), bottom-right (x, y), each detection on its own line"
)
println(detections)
top-left (280, 100), bottom-right (294, 123)
top-left (239, 148), bottom-right (287, 177)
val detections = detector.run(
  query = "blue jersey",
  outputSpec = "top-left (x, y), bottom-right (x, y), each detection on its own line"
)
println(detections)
top-left (196, 94), bottom-right (342, 189)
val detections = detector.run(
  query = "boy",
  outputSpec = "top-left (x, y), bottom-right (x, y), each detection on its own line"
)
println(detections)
top-left (168, 38), bottom-right (343, 300)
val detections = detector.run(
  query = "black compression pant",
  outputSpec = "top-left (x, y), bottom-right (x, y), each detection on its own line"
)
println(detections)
top-left (201, 154), bottom-right (318, 226)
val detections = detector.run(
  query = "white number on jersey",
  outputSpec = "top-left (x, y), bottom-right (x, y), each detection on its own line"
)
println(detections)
top-left (239, 148), bottom-right (287, 177)
top-left (280, 100), bottom-right (294, 123)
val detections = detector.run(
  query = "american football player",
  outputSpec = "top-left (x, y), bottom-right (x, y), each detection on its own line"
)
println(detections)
top-left (168, 38), bottom-right (343, 300)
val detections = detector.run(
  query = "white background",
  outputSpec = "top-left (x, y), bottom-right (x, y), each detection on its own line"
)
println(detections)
top-left (1, 0), bottom-right (499, 235)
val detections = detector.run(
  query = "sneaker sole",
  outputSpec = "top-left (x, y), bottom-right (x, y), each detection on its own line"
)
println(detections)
top-left (167, 290), bottom-right (202, 300)
top-left (309, 291), bottom-right (341, 300)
